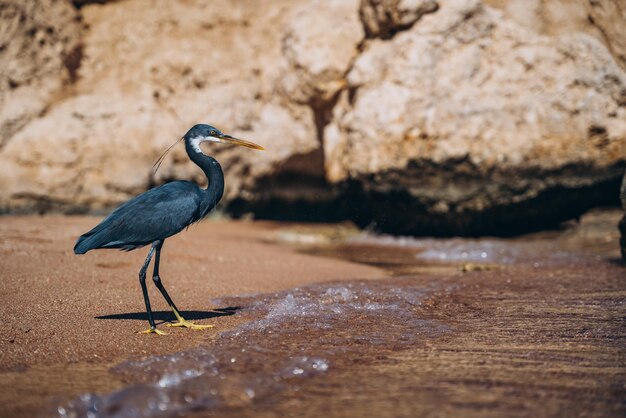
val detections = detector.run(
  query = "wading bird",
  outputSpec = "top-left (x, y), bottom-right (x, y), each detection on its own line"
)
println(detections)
top-left (74, 124), bottom-right (264, 335)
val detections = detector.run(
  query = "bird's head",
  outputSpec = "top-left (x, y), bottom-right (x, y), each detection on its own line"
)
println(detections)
top-left (153, 124), bottom-right (264, 174)
top-left (184, 124), bottom-right (264, 153)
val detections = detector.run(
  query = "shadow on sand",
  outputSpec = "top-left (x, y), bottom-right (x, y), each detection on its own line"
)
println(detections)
top-left (95, 307), bottom-right (241, 322)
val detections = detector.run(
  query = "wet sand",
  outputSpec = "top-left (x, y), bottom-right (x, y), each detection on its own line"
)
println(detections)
top-left (0, 212), bottom-right (625, 417)
top-left (0, 216), bottom-right (384, 416)
top-left (250, 261), bottom-right (625, 418)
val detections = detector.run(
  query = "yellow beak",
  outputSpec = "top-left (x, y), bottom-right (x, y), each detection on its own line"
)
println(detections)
top-left (220, 134), bottom-right (264, 150)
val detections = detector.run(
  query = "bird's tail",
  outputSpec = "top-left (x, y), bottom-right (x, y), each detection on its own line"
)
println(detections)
top-left (74, 233), bottom-right (96, 254)
top-left (74, 235), bottom-right (91, 254)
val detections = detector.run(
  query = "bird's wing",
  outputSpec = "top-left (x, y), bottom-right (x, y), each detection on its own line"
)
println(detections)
top-left (76, 182), bottom-right (203, 251)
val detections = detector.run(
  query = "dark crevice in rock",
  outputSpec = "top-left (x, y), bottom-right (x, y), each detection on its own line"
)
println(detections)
top-left (309, 87), bottom-right (342, 179)
top-left (227, 191), bottom-right (347, 223)
top-left (227, 175), bottom-right (347, 222)
top-left (247, 3), bottom-right (376, 223)
top-left (360, 0), bottom-right (440, 40)
top-left (309, 90), bottom-right (342, 144)
top-left (226, 146), bottom-right (344, 222)
top-left (71, 0), bottom-right (116, 9)
top-left (241, 69), bottom-right (353, 222)
top-left (226, 161), bottom-right (625, 237)
top-left (63, 42), bottom-right (83, 83)
top-left (337, 161), bottom-right (626, 237)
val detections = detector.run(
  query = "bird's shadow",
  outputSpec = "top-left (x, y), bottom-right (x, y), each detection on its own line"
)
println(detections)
top-left (95, 307), bottom-right (241, 323)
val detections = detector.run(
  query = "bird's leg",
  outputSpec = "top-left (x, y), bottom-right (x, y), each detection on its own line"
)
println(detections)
top-left (151, 241), bottom-right (213, 330)
top-left (137, 244), bottom-right (168, 335)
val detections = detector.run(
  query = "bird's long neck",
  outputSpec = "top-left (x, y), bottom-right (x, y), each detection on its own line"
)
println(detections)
top-left (185, 139), bottom-right (224, 212)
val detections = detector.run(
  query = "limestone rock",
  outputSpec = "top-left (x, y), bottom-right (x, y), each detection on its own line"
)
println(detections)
top-left (325, 0), bottom-right (626, 235)
top-left (587, 0), bottom-right (626, 71)
top-left (360, 0), bottom-right (439, 37)
top-left (0, 93), bottom-right (171, 212)
top-left (279, 0), bottom-right (364, 105)
top-left (0, 0), bottom-right (321, 213)
top-left (484, 0), bottom-right (626, 71)
top-left (0, 0), bottom-right (82, 148)
top-left (1, 0), bottom-right (625, 236)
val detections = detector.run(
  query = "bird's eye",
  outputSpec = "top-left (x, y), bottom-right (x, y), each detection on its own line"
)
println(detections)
top-left (210, 130), bottom-right (217, 136)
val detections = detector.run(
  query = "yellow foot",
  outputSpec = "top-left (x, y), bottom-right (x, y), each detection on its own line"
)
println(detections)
top-left (137, 328), bottom-right (168, 335)
top-left (166, 319), bottom-right (214, 330)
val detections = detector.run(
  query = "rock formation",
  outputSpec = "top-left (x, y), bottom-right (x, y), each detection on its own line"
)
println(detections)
top-left (0, 0), bottom-right (82, 148)
top-left (360, 0), bottom-right (439, 38)
top-left (484, 0), bottom-right (626, 71)
top-left (0, 0), bottom-right (319, 213)
top-left (0, 0), bottom-right (624, 236)
top-left (324, 0), bottom-right (626, 234)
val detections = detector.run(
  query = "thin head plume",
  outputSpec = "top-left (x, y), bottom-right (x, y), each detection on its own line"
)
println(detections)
top-left (152, 136), bottom-right (184, 175)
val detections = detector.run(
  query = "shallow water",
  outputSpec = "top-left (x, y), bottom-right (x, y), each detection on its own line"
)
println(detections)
top-left (57, 279), bottom-right (448, 417)
top-left (53, 213), bottom-right (626, 417)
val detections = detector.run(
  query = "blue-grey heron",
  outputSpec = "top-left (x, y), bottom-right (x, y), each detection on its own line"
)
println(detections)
top-left (74, 124), bottom-right (263, 335)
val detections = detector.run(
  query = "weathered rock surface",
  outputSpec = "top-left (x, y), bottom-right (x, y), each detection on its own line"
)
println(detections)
top-left (227, 0), bottom-right (366, 220)
top-left (0, 0), bottom-right (82, 148)
top-left (0, 0), bottom-right (321, 213)
top-left (280, 0), bottom-right (363, 105)
top-left (325, 0), bottom-right (626, 234)
top-left (0, 0), bottom-right (625, 236)
top-left (484, 0), bottom-right (626, 71)
top-left (360, 0), bottom-right (439, 38)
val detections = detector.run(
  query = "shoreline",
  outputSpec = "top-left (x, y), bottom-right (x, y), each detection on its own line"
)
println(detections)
top-left (0, 216), bottom-right (385, 371)
top-left (0, 216), bottom-right (386, 416)
top-left (1, 213), bottom-right (624, 417)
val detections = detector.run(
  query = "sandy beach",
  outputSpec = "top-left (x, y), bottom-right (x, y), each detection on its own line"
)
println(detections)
top-left (0, 216), bottom-right (385, 367)
top-left (2, 1), bottom-right (625, 416)
top-left (0, 213), bottom-right (624, 417)
top-left (0, 216), bottom-right (384, 416)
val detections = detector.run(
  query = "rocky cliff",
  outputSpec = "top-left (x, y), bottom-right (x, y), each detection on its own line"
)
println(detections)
top-left (0, 0), bottom-right (624, 235)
